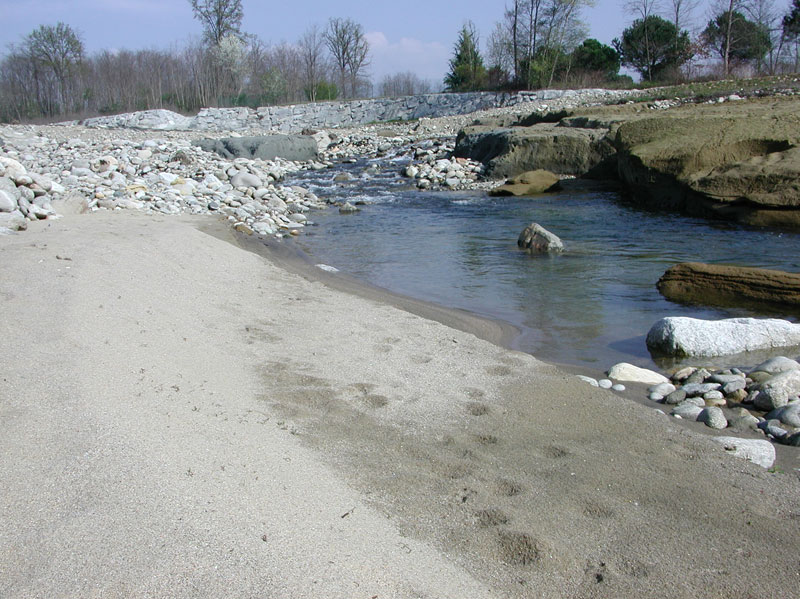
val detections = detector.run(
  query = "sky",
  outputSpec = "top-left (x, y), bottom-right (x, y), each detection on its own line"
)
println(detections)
top-left (0, 0), bottom-right (645, 84)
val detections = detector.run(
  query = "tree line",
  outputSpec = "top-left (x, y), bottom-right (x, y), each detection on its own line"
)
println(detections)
top-left (2, 0), bottom-right (799, 123)
top-left (0, 0), bottom-right (433, 122)
top-left (445, 0), bottom-right (800, 91)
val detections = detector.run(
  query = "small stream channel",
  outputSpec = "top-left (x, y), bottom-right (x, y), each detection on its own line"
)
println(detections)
top-left (286, 153), bottom-right (800, 372)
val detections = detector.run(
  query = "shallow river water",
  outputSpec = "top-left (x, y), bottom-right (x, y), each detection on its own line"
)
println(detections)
top-left (288, 157), bottom-right (800, 371)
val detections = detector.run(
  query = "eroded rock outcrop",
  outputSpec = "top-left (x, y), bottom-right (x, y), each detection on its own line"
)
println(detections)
top-left (613, 100), bottom-right (800, 225)
top-left (489, 170), bottom-right (560, 196)
top-left (453, 123), bottom-right (615, 179)
top-left (657, 262), bottom-right (800, 309)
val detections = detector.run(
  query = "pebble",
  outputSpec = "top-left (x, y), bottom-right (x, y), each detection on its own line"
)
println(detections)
top-left (598, 379), bottom-right (613, 389)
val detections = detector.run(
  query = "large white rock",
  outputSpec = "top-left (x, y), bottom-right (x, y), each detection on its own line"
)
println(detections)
top-left (646, 317), bottom-right (800, 357)
top-left (711, 436), bottom-right (776, 468)
top-left (607, 362), bottom-right (669, 384)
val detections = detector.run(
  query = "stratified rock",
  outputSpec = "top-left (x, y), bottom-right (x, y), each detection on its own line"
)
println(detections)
top-left (711, 436), bottom-right (776, 468)
top-left (517, 223), bottom-right (564, 253)
top-left (646, 316), bottom-right (800, 358)
top-left (656, 262), bottom-right (800, 309)
top-left (613, 98), bottom-right (800, 225)
top-left (194, 135), bottom-right (319, 162)
top-left (454, 123), bottom-right (615, 179)
top-left (489, 170), bottom-right (560, 196)
top-left (607, 362), bottom-right (669, 384)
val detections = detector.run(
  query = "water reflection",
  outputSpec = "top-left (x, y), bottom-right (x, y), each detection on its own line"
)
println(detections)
top-left (291, 162), bottom-right (800, 370)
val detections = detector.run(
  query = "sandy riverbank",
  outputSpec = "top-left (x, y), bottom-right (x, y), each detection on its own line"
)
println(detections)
top-left (1, 210), bottom-right (798, 598)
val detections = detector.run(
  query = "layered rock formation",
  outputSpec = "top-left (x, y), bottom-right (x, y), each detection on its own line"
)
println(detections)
top-left (454, 123), bottom-right (615, 178)
top-left (656, 262), bottom-right (800, 309)
top-left (453, 94), bottom-right (800, 227)
top-left (489, 170), bottom-right (560, 196)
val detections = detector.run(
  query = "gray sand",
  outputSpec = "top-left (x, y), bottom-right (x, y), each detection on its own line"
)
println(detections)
top-left (1, 211), bottom-right (798, 598)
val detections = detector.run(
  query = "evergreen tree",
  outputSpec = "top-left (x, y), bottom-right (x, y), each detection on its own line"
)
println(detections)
top-left (703, 11), bottom-right (772, 65)
top-left (613, 16), bottom-right (692, 81)
top-left (571, 39), bottom-right (620, 79)
top-left (785, 0), bottom-right (800, 39)
top-left (444, 22), bottom-right (488, 92)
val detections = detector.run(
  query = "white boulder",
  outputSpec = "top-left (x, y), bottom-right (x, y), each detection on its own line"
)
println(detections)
top-left (646, 317), bottom-right (800, 357)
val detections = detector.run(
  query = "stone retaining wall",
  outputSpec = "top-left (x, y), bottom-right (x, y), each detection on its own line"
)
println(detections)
top-left (77, 89), bottom-right (634, 133)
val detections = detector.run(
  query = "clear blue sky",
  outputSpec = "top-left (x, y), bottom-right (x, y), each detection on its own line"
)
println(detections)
top-left (0, 0), bottom-right (662, 83)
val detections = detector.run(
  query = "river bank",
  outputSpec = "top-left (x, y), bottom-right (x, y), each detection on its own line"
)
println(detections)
top-left (2, 89), bottom-right (800, 596)
top-left (2, 210), bottom-right (799, 598)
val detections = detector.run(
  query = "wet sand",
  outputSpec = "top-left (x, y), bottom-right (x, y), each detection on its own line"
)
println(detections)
top-left (1, 211), bottom-right (798, 598)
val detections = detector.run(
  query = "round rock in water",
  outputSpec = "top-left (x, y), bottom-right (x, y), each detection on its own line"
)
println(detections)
top-left (598, 379), bottom-right (613, 389)
top-left (517, 222), bottom-right (564, 253)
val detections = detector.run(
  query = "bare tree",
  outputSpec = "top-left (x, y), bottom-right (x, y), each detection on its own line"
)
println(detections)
top-left (189, 0), bottom-right (244, 45)
top-left (23, 22), bottom-right (84, 115)
top-left (745, 0), bottom-right (785, 73)
top-left (324, 18), bottom-right (371, 98)
top-left (379, 72), bottom-right (432, 96)
top-left (299, 24), bottom-right (327, 101)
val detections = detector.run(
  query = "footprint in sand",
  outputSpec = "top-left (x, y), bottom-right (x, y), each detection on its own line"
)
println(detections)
top-left (466, 402), bottom-right (490, 416)
top-left (475, 507), bottom-right (510, 528)
top-left (495, 478), bottom-right (524, 497)
top-left (496, 530), bottom-right (543, 566)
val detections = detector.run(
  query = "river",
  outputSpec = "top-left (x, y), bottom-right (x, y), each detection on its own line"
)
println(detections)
top-left (287, 155), bottom-right (800, 371)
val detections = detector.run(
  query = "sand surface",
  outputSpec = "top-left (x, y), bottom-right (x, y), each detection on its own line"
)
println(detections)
top-left (1, 211), bottom-right (798, 598)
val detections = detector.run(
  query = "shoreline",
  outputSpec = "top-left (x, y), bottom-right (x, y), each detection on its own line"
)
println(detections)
top-left (216, 217), bottom-right (800, 474)
top-left (2, 210), bottom-right (799, 597)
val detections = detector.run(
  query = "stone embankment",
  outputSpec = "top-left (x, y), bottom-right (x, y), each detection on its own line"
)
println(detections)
top-left (74, 89), bottom-right (636, 133)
